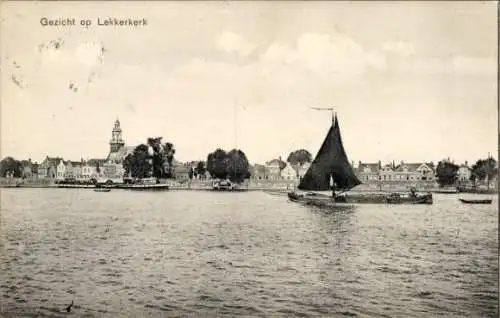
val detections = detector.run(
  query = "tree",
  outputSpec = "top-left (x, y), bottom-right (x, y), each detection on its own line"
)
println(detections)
top-left (163, 142), bottom-right (176, 178)
top-left (206, 148), bottom-right (251, 183)
top-left (227, 149), bottom-right (251, 183)
top-left (471, 157), bottom-right (498, 189)
top-left (435, 160), bottom-right (459, 187)
top-left (0, 157), bottom-right (22, 178)
top-left (147, 137), bottom-right (165, 178)
top-left (123, 144), bottom-right (152, 179)
top-left (207, 149), bottom-right (229, 179)
top-left (287, 149), bottom-right (312, 166)
top-left (196, 161), bottom-right (206, 179)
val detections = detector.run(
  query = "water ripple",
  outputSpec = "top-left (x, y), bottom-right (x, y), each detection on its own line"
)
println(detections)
top-left (0, 190), bottom-right (497, 317)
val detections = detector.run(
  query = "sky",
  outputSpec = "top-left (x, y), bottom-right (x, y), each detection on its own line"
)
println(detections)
top-left (1, 1), bottom-right (497, 165)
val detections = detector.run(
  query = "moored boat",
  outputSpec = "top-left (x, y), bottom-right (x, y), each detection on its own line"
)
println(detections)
top-left (288, 111), bottom-right (433, 207)
top-left (115, 177), bottom-right (169, 191)
top-left (117, 183), bottom-right (169, 191)
top-left (211, 179), bottom-right (247, 191)
top-left (459, 198), bottom-right (492, 204)
top-left (94, 188), bottom-right (111, 192)
top-left (212, 179), bottom-right (234, 191)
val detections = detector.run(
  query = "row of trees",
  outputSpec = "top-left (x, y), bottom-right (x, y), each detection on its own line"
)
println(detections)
top-left (206, 149), bottom-right (251, 183)
top-left (436, 157), bottom-right (498, 188)
top-left (122, 137), bottom-right (176, 179)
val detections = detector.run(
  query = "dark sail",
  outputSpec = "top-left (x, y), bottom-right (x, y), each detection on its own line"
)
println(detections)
top-left (298, 114), bottom-right (361, 191)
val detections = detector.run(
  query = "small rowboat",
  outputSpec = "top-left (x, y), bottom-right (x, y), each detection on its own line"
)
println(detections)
top-left (459, 198), bottom-right (492, 204)
top-left (94, 188), bottom-right (111, 192)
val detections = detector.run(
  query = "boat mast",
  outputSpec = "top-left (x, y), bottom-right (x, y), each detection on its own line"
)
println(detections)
top-left (310, 106), bottom-right (336, 194)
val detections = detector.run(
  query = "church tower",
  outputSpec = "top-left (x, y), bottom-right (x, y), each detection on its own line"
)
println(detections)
top-left (109, 119), bottom-right (125, 153)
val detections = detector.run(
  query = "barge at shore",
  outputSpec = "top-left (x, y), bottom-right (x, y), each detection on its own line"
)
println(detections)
top-left (288, 111), bottom-right (433, 206)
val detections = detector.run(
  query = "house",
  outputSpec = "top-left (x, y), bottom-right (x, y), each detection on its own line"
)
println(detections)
top-left (265, 158), bottom-right (284, 180)
top-left (457, 161), bottom-right (472, 185)
top-left (379, 163), bottom-right (394, 181)
top-left (80, 161), bottom-right (97, 181)
top-left (281, 163), bottom-right (297, 180)
top-left (20, 159), bottom-right (35, 178)
top-left (250, 164), bottom-right (267, 180)
top-left (56, 160), bottom-right (66, 180)
top-left (393, 162), bottom-right (435, 182)
top-left (357, 161), bottom-right (381, 182)
top-left (173, 164), bottom-right (190, 181)
top-left (38, 156), bottom-right (63, 179)
top-left (70, 161), bottom-right (82, 179)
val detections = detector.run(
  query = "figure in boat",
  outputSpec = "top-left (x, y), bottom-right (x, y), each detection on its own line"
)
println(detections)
top-left (288, 111), bottom-right (433, 205)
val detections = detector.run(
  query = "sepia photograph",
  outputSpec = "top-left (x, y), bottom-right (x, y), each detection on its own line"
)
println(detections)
top-left (0, 1), bottom-right (498, 317)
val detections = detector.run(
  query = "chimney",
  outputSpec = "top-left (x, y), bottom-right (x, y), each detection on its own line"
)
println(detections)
top-left (465, 160), bottom-right (468, 166)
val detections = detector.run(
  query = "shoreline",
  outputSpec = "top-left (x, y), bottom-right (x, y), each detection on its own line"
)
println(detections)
top-left (0, 184), bottom-right (496, 194)
top-left (0, 178), bottom-right (496, 194)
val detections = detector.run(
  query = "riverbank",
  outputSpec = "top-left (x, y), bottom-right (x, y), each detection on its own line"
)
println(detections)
top-left (1, 178), bottom-right (497, 194)
top-left (0, 178), bottom-right (298, 191)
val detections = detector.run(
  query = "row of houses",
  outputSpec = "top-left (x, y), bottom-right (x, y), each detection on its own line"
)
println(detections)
top-left (19, 157), bottom-right (107, 181)
top-left (246, 159), bottom-right (480, 184)
top-left (357, 161), bottom-right (436, 182)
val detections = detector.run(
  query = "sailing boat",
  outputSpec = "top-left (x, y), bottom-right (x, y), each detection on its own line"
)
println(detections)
top-left (288, 112), bottom-right (433, 206)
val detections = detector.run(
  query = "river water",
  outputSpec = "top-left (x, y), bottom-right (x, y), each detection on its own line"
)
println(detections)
top-left (0, 189), bottom-right (497, 317)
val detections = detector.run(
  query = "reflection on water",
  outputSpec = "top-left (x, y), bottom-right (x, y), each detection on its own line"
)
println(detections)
top-left (0, 189), bottom-right (497, 317)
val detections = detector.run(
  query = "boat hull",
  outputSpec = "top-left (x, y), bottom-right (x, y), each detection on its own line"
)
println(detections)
top-left (288, 191), bottom-right (433, 205)
top-left (459, 198), bottom-right (492, 204)
top-left (117, 184), bottom-right (170, 191)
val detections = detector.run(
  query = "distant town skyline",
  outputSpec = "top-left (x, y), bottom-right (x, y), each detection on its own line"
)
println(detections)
top-left (1, 1), bottom-right (497, 165)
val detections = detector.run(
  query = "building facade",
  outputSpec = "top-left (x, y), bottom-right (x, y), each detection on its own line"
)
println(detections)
top-left (457, 162), bottom-right (472, 185)
top-left (38, 156), bottom-right (62, 179)
top-left (281, 163), bottom-right (297, 180)
top-left (357, 162), bottom-right (381, 182)
top-left (356, 161), bottom-right (435, 183)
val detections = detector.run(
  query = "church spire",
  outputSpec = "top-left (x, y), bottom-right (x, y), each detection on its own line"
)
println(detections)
top-left (110, 118), bottom-right (125, 153)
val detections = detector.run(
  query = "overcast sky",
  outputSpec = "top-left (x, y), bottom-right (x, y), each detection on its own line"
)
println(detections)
top-left (1, 1), bottom-right (497, 165)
